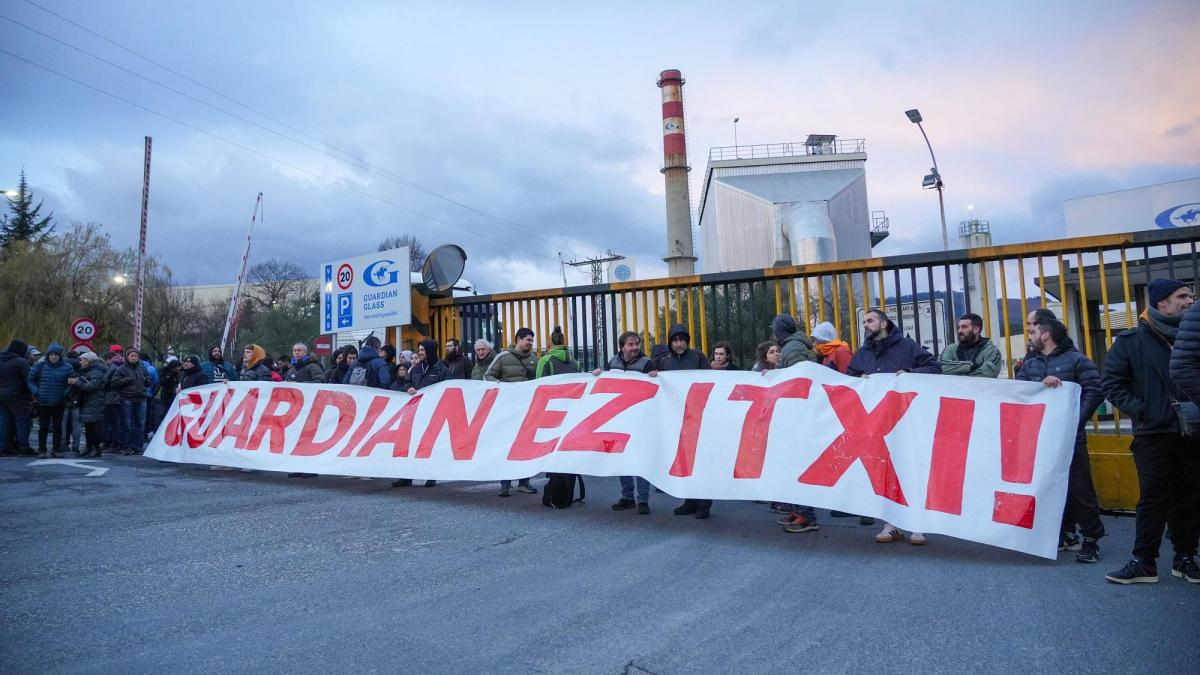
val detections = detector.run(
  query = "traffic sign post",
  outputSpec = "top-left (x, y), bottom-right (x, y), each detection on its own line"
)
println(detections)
top-left (71, 318), bottom-right (98, 343)
top-left (314, 335), bottom-right (333, 357)
top-left (70, 341), bottom-right (94, 353)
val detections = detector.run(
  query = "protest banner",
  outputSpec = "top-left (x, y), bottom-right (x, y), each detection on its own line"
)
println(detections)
top-left (146, 363), bottom-right (1079, 558)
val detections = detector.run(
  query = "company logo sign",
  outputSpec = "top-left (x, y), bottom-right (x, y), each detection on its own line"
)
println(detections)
top-left (363, 259), bottom-right (401, 287)
top-left (1154, 203), bottom-right (1200, 229)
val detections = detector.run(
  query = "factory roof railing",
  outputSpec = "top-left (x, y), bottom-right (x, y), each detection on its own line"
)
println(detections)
top-left (708, 139), bottom-right (866, 162)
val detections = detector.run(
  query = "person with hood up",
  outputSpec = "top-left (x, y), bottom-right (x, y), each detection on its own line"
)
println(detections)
top-left (485, 328), bottom-right (539, 496)
top-left (390, 362), bottom-right (412, 393)
top-left (812, 322), bottom-right (853, 374)
top-left (393, 339), bottom-right (445, 488)
top-left (107, 347), bottom-right (152, 454)
top-left (848, 310), bottom-right (940, 545)
top-left (239, 344), bottom-right (273, 381)
top-left (27, 342), bottom-right (73, 458)
top-left (939, 313), bottom-right (1002, 378)
top-left (1102, 278), bottom-right (1200, 585)
top-left (0, 339), bottom-right (35, 457)
top-left (772, 315), bottom-right (819, 368)
top-left (535, 327), bottom-right (580, 378)
top-left (593, 331), bottom-right (658, 514)
top-left (180, 356), bottom-right (208, 390)
top-left (659, 325), bottom-right (715, 519)
top-left (286, 343), bottom-right (325, 383)
top-left (71, 351), bottom-right (110, 458)
top-left (471, 339), bottom-right (496, 380)
top-left (441, 338), bottom-right (472, 380)
top-left (200, 345), bottom-right (233, 384)
top-left (1016, 317), bottom-right (1105, 563)
top-left (344, 336), bottom-right (392, 388)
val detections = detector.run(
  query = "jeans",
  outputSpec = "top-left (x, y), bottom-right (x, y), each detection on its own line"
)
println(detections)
top-left (37, 404), bottom-right (65, 453)
top-left (1131, 434), bottom-right (1200, 561)
top-left (119, 399), bottom-right (147, 451)
top-left (500, 478), bottom-right (533, 489)
top-left (65, 406), bottom-right (81, 450)
top-left (619, 476), bottom-right (651, 503)
top-left (1061, 436), bottom-right (1104, 540)
top-left (0, 400), bottom-right (33, 452)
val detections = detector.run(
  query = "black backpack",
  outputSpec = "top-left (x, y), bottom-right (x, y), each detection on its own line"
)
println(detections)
top-left (542, 473), bottom-right (586, 509)
top-left (545, 356), bottom-right (580, 376)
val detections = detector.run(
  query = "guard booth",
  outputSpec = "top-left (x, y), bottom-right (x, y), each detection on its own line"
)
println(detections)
top-left (429, 227), bottom-right (1200, 512)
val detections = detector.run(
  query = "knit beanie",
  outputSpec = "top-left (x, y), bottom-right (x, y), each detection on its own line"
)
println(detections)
top-left (1148, 278), bottom-right (1187, 307)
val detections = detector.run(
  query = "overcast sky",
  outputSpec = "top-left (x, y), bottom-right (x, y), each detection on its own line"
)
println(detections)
top-left (2, 0), bottom-right (1197, 293)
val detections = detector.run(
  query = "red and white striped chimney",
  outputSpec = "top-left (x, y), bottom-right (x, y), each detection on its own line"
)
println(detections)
top-left (658, 69), bottom-right (696, 277)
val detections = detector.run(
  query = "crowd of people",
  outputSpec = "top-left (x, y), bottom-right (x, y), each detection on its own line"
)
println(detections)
top-left (2, 277), bottom-right (1198, 586)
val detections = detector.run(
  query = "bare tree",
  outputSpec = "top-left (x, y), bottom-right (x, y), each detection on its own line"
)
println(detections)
top-left (377, 234), bottom-right (427, 272)
top-left (248, 258), bottom-right (310, 309)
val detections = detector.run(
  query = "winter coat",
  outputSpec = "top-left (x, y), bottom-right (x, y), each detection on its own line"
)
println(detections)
top-left (180, 369), bottom-right (208, 390)
top-left (327, 363), bottom-right (348, 385)
top-left (817, 344), bottom-right (854, 374)
top-left (286, 356), bottom-right (325, 384)
top-left (442, 353), bottom-right (472, 380)
top-left (102, 355), bottom-right (125, 405)
top-left (778, 332), bottom-right (818, 368)
top-left (144, 362), bottom-right (160, 399)
top-left (27, 343), bottom-right (73, 406)
top-left (108, 361), bottom-right (151, 401)
top-left (390, 375), bottom-right (413, 393)
top-left (939, 338), bottom-right (1003, 378)
top-left (471, 351), bottom-right (496, 380)
top-left (200, 358), bottom-right (233, 384)
top-left (847, 330), bottom-right (941, 376)
top-left (604, 351), bottom-right (655, 374)
top-left (0, 348), bottom-right (32, 403)
top-left (1102, 321), bottom-right (1186, 436)
top-left (409, 360), bottom-right (448, 390)
top-left (1170, 302), bottom-right (1200, 406)
top-left (71, 363), bottom-right (110, 423)
top-left (535, 345), bottom-right (581, 377)
top-left (159, 363), bottom-right (181, 404)
top-left (1014, 342), bottom-right (1103, 431)
top-left (657, 345), bottom-right (710, 372)
top-left (484, 346), bottom-right (537, 383)
top-left (240, 363), bottom-right (273, 382)
top-left (344, 345), bottom-right (393, 388)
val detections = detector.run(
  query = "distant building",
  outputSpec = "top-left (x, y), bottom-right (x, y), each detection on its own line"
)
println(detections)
top-left (697, 135), bottom-right (888, 273)
top-left (1065, 177), bottom-right (1200, 237)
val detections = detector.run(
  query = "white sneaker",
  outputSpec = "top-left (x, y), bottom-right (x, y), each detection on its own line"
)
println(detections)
top-left (909, 532), bottom-right (927, 546)
top-left (875, 523), bottom-right (904, 543)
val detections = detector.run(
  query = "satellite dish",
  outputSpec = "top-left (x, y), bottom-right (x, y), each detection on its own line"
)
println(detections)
top-left (422, 244), bottom-right (467, 292)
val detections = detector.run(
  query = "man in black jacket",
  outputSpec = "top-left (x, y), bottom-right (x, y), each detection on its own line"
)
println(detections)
top-left (441, 339), bottom-right (472, 380)
top-left (1102, 278), bottom-right (1199, 585)
top-left (658, 324), bottom-right (713, 519)
top-left (1017, 318), bottom-right (1105, 562)
top-left (0, 339), bottom-right (34, 456)
top-left (1170, 300), bottom-right (1200, 405)
top-left (286, 343), bottom-right (325, 383)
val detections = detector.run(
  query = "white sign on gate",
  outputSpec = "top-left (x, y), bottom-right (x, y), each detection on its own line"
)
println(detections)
top-left (321, 247), bottom-right (412, 333)
top-left (857, 300), bottom-right (948, 355)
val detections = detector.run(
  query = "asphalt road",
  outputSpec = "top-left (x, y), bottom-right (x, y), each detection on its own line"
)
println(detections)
top-left (1, 455), bottom-right (1196, 674)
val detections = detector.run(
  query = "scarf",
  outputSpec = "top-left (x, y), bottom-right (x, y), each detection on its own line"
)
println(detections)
top-left (815, 340), bottom-right (848, 357)
top-left (1143, 307), bottom-right (1181, 344)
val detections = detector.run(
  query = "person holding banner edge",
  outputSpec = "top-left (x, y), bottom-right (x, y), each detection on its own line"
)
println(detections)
top-left (657, 324), bottom-right (714, 520)
top-left (594, 331), bottom-right (658, 515)
top-left (392, 339), bottom-right (445, 488)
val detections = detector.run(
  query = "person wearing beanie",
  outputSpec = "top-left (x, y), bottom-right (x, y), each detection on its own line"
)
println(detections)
top-left (0, 339), bottom-right (35, 456)
top-left (1103, 278), bottom-right (1200, 585)
top-left (772, 315), bottom-right (818, 368)
top-left (180, 355), bottom-right (208, 390)
top-left (27, 342), bottom-right (73, 457)
top-left (392, 339), bottom-right (445, 488)
top-left (239, 344), bottom-right (272, 381)
top-left (71, 351), bottom-right (109, 458)
top-left (108, 347), bottom-right (152, 454)
top-left (811, 321), bottom-right (853, 374)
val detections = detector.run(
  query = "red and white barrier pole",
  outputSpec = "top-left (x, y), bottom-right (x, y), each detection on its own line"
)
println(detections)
top-left (133, 136), bottom-right (151, 351)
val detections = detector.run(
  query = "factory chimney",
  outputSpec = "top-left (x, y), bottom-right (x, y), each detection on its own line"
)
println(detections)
top-left (658, 69), bottom-right (696, 276)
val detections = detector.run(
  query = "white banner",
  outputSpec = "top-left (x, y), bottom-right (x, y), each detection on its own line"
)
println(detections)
top-left (147, 363), bottom-right (1079, 558)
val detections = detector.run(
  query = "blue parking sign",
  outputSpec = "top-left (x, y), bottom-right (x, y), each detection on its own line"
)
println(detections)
top-left (337, 292), bottom-right (353, 328)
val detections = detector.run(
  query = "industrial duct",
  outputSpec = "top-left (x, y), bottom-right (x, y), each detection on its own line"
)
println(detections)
top-left (776, 201), bottom-right (837, 266)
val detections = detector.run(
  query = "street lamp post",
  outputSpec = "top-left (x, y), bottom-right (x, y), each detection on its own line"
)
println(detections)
top-left (733, 117), bottom-right (740, 158)
top-left (906, 109), bottom-right (949, 251)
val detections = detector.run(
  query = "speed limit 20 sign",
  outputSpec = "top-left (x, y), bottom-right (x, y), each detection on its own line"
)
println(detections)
top-left (71, 318), bottom-right (98, 342)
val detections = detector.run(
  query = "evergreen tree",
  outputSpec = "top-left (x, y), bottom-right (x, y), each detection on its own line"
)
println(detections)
top-left (1, 171), bottom-right (55, 248)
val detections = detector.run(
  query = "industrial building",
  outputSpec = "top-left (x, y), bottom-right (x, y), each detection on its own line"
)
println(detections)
top-left (696, 136), bottom-right (889, 273)
top-left (1065, 177), bottom-right (1200, 237)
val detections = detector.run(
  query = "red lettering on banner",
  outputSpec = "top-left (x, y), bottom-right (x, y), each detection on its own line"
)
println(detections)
top-left (187, 389), bottom-right (235, 449)
top-left (208, 389), bottom-right (262, 449)
top-left (163, 392), bottom-right (205, 447)
top-left (246, 387), bottom-right (305, 453)
top-left (669, 382), bottom-right (715, 477)
top-left (728, 378), bottom-right (812, 478)
top-left (508, 383), bottom-right (587, 461)
top-left (558, 379), bottom-right (659, 454)
top-left (415, 388), bottom-right (499, 460)
top-left (797, 385), bottom-right (916, 505)
top-left (354, 394), bottom-right (422, 458)
top-left (292, 390), bottom-right (357, 457)
top-left (992, 402), bottom-right (1045, 528)
top-left (925, 397), bottom-right (975, 515)
top-left (336, 395), bottom-right (392, 457)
